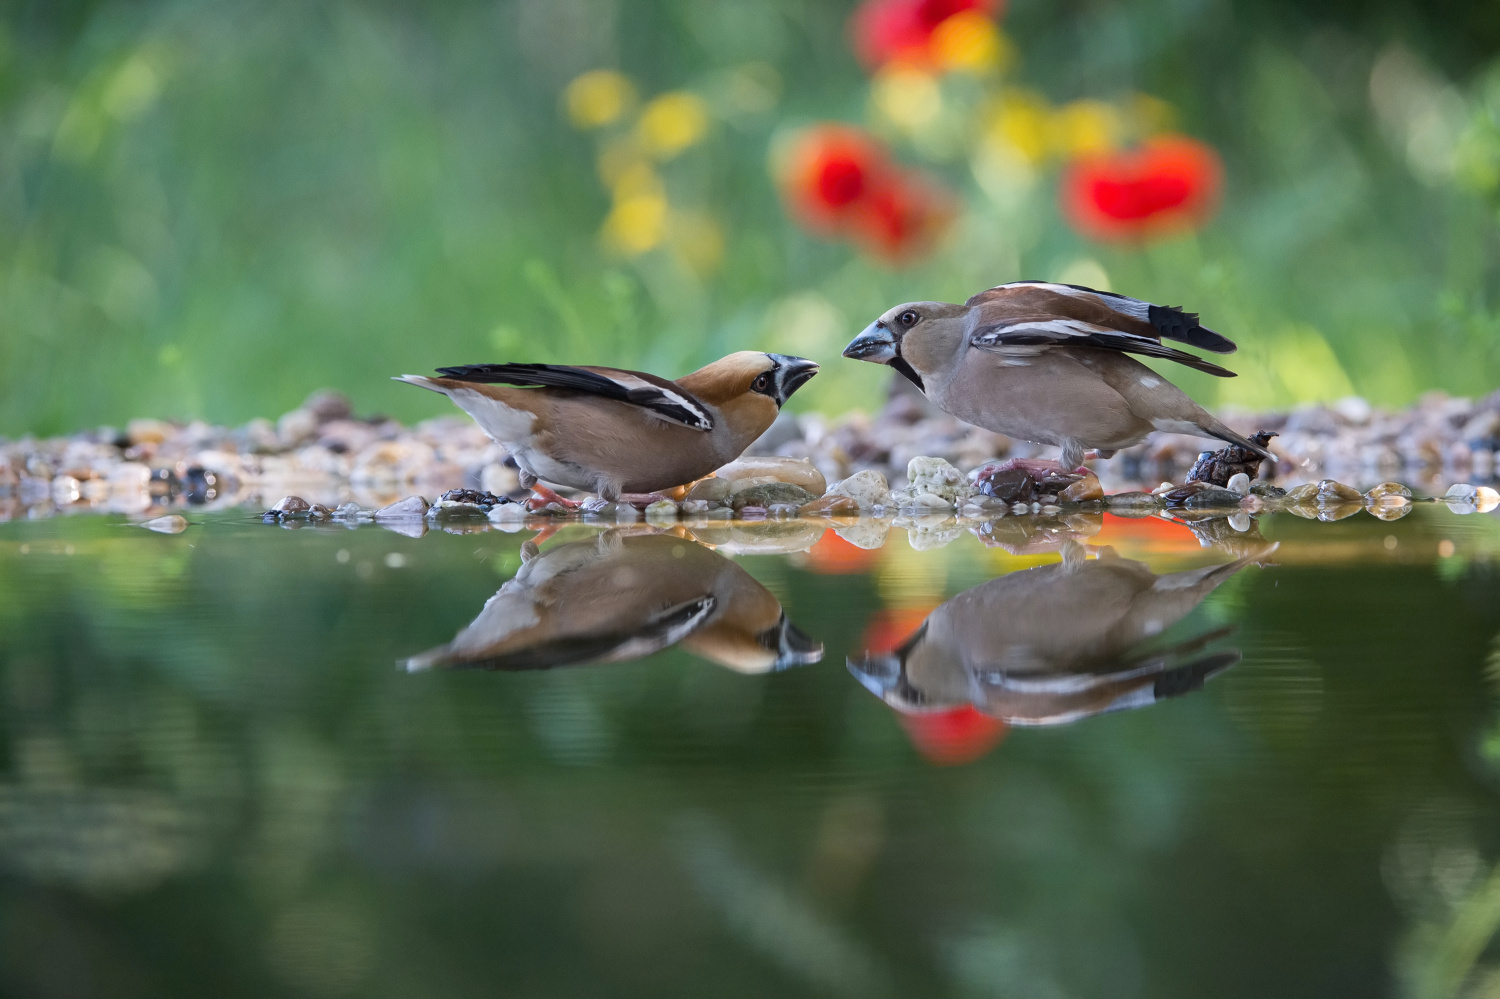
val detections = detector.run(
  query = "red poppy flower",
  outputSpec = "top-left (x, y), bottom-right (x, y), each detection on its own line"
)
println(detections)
top-left (849, 172), bottom-right (955, 264)
top-left (850, 0), bottom-right (1001, 70)
top-left (781, 125), bottom-right (894, 234)
top-left (778, 124), bottom-right (954, 263)
top-left (803, 530), bottom-right (881, 574)
top-left (898, 707), bottom-right (1008, 765)
top-left (1061, 135), bottom-right (1224, 242)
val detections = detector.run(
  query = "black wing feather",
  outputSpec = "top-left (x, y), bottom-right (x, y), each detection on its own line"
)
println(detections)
top-left (435, 362), bottom-right (713, 430)
top-left (1146, 304), bottom-right (1236, 354)
top-left (987, 281), bottom-right (1238, 354)
top-left (973, 321), bottom-right (1238, 377)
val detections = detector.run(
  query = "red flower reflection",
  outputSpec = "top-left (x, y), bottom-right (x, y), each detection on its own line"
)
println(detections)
top-left (803, 530), bottom-right (880, 574)
top-left (1061, 135), bottom-right (1224, 242)
top-left (779, 125), bottom-right (953, 263)
top-left (897, 707), bottom-right (1008, 766)
top-left (850, 0), bottom-right (1001, 70)
top-left (860, 605), bottom-right (936, 655)
top-left (858, 606), bottom-right (1008, 766)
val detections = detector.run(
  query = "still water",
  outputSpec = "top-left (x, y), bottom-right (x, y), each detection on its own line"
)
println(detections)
top-left (1, 508), bottom-right (1499, 998)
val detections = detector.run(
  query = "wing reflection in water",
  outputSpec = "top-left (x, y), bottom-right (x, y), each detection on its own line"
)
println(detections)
top-left (850, 539), bottom-right (1273, 728)
top-left (405, 530), bottom-right (824, 673)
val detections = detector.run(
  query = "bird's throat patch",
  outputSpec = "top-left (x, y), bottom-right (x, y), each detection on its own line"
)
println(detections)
top-left (890, 356), bottom-right (925, 392)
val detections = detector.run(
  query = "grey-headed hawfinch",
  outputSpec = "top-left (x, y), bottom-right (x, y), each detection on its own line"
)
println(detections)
top-left (398, 351), bottom-right (818, 503)
top-left (848, 540), bottom-right (1266, 726)
top-left (844, 281), bottom-right (1275, 471)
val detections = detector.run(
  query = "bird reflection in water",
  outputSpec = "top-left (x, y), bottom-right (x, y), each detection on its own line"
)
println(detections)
top-left (405, 530), bottom-right (823, 673)
top-left (850, 538), bottom-right (1273, 733)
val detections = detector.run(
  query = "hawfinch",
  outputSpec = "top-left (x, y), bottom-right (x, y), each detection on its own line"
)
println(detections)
top-left (403, 530), bottom-right (823, 674)
top-left (398, 351), bottom-right (818, 503)
top-left (848, 541), bottom-right (1268, 726)
top-left (844, 281), bottom-right (1275, 470)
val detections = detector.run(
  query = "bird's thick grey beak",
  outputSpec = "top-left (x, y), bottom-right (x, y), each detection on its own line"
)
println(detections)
top-left (847, 653), bottom-right (900, 696)
top-left (767, 354), bottom-right (820, 406)
top-left (842, 322), bottom-right (897, 364)
top-left (758, 614), bottom-right (824, 670)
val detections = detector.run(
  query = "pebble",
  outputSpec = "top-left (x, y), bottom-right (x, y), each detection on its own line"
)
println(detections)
top-left (902, 491), bottom-right (956, 511)
top-left (800, 494), bottom-right (860, 517)
top-left (685, 477), bottom-right (733, 503)
top-left (1366, 481), bottom-right (1413, 501)
top-left (51, 475), bottom-right (81, 505)
top-left (712, 456), bottom-right (826, 496)
top-left (1318, 502), bottom-right (1365, 522)
top-left (434, 488), bottom-right (504, 511)
top-left (1226, 473), bottom-right (1251, 496)
top-left (1160, 482), bottom-right (1245, 510)
top-left (730, 481), bottom-right (818, 510)
top-left (269, 495), bottom-right (311, 516)
top-left (824, 469), bottom-right (890, 510)
top-left (142, 514), bottom-right (188, 534)
top-left (645, 499), bottom-right (680, 521)
top-left (375, 495), bottom-right (429, 520)
top-left (960, 495), bottom-right (1009, 516)
top-left (905, 456), bottom-right (972, 505)
top-left (1105, 491), bottom-right (1161, 513)
top-left (1058, 474), bottom-right (1104, 503)
top-left (486, 501), bottom-right (527, 523)
top-left (834, 520), bottom-right (889, 549)
top-left (1368, 498), bottom-right (1412, 521)
top-left (1315, 479), bottom-right (1365, 504)
top-left (7, 382), bottom-right (1500, 525)
top-left (379, 519), bottom-right (428, 539)
top-left (1442, 483), bottom-right (1500, 513)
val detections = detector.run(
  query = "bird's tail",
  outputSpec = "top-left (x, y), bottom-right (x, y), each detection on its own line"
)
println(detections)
top-left (1203, 419), bottom-right (1277, 461)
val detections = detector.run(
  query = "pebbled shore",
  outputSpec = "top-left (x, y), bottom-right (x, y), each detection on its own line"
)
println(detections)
top-left (3, 383), bottom-right (1500, 523)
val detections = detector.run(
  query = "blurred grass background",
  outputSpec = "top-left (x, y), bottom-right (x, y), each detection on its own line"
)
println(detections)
top-left (3, 0), bottom-right (1500, 436)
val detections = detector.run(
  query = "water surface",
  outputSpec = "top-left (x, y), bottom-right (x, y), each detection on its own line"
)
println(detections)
top-left (0, 509), bottom-right (1498, 998)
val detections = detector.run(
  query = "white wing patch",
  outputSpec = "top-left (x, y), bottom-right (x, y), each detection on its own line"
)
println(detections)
top-left (971, 317), bottom-right (1160, 350)
top-left (598, 371), bottom-right (714, 430)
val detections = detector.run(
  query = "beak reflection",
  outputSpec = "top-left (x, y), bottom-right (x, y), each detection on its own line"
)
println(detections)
top-left (849, 539), bottom-right (1272, 730)
top-left (405, 531), bottom-right (824, 675)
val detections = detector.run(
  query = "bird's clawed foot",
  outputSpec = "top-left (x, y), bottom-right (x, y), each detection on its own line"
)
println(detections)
top-left (525, 484), bottom-right (583, 512)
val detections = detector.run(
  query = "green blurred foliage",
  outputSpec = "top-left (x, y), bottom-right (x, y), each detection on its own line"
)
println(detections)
top-left (4, 0), bottom-right (1500, 436)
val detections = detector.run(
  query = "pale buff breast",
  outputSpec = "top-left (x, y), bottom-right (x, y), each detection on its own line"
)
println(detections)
top-left (535, 394), bottom-right (751, 494)
top-left (929, 347), bottom-right (1158, 450)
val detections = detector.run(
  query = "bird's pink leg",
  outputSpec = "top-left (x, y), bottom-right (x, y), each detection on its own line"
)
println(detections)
top-left (525, 484), bottom-right (582, 512)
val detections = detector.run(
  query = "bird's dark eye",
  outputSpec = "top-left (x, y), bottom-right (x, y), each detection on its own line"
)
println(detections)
top-left (752, 372), bottom-right (771, 393)
top-left (898, 310), bottom-right (920, 327)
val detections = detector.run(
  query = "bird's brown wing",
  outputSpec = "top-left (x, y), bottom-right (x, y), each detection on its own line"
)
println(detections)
top-left (433, 362), bottom-right (714, 430)
top-left (966, 281), bottom-right (1236, 354)
top-left (969, 316), bottom-right (1238, 377)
